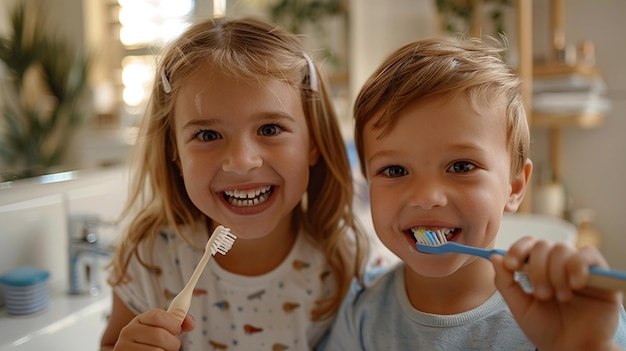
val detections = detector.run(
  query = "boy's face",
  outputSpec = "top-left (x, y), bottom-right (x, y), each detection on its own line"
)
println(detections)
top-left (362, 94), bottom-right (528, 277)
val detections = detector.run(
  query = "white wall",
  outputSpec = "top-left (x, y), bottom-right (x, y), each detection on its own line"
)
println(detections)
top-left (348, 0), bottom-right (438, 104)
top-left (350, 0), bottom-right (626, 270)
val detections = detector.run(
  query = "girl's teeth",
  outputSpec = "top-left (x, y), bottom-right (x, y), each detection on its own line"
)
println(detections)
top-left (225, 185), bottom-right (271, 199)
top-left (224, 186), bottom-right (272, 207)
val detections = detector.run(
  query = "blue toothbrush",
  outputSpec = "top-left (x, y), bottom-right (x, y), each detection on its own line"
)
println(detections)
top-left (415, 229), bottom-right (626, 292)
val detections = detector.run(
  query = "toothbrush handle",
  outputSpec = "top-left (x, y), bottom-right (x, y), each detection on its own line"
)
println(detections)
top-left (167, 254), bottom-right (210, 323)
top-left (442, 242), bottom-right (507, 260)
top-left (167, 286), bottom-right (193, 324)
top-left (452, 243), bottom-right (626, 291)
top-left (586, 267), bottom-right (626, 291)
top-left (514, 258), bottom-right (626, 292)
top-left (167, 237), bottom-right (216, 323)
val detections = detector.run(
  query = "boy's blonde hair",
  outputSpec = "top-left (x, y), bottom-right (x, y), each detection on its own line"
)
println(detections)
top-left (354, 37), bottom-right (530, 179)
top-left (110, 17), bottom-right (368, 320)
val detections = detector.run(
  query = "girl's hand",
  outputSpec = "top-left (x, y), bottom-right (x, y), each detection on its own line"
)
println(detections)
top-left (491, 236), bottom-right (623, 351)
top-left (112, 309), bottom-right (195, 350)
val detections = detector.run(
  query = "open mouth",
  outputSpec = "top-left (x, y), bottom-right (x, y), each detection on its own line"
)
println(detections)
top-left (223, 185), bottom-right (273, 207)
top-left (408, 227), bottom-right (459, 243)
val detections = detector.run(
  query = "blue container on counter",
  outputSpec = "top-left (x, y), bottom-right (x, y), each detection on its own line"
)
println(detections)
top-left (0, 267), bottom-right (50, 315)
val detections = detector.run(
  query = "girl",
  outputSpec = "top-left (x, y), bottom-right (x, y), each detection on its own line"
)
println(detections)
top-left (100, 17), bottom-right (369, 351)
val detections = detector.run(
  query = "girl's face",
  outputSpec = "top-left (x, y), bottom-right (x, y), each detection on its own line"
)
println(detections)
top-left (173, 68), bottom-right (318, 239)
top-left (362, 94), bottom-right (527, 278)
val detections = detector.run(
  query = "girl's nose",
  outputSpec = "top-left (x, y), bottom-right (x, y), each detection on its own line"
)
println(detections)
top-left (222, 139), bottom-right (263, 174)
top-left (406, 175), bottom-right (447, 210)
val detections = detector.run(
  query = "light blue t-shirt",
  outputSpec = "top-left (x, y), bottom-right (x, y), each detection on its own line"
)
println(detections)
top-left (318, 263), bottom-right (626, 351)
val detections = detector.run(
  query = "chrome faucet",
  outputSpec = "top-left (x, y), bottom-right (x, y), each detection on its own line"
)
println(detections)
top-left (68, 214), bottom-right (116, 296)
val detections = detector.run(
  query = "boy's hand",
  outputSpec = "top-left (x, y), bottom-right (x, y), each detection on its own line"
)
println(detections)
top-left (491, 236), bottom-right (623, 351)
top-left (113, 309), bottom-right (195, 350)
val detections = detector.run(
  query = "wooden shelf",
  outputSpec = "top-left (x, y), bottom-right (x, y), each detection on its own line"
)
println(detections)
top-left (532, 112), bottom-right (605, 128)
top-left (531, 62), bottom-right (607, 129)
top-left (533, 63), bottom-right (603, 78)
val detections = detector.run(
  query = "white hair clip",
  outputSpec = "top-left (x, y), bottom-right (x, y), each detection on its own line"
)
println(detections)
top-left (161, 70), bottom-right (172, 93)
top-left (303, 53), bottom-right (318, 92)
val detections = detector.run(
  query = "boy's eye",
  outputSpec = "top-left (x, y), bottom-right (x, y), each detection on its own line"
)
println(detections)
top-left (380, 165), bottom-right (407, 178)
top-left (258, 124), bottom-right (284, 136)
top-left (448, 161), bottom-right (476, 173)
top-left (193, 129), bottom-right (220, 142)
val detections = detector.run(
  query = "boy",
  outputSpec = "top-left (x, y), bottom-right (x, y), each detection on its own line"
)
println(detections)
top-left (319, 37), bottom-right (626, 350)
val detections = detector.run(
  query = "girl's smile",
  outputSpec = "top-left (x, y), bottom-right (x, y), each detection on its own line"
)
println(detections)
top-left (219, 184), bottom-right (277, 216)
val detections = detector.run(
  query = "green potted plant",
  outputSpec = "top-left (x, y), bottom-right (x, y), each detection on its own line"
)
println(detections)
top-left (269, 0), bottom-right (347, 74)
top-left (435, 0), bottom-right (513, 36)
top-left (0, 0), bottom-right (91, 181)
top-left (269, 0), bottom-right (345, 34)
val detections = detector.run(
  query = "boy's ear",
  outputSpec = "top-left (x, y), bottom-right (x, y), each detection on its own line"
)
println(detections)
top-left (504, 159), bottom-right (533, 213)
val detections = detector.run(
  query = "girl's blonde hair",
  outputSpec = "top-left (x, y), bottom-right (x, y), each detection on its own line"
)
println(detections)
top-left (354, 37), bottom-right (530, 180)
top-left (110, 17), bottom-right (368, 320)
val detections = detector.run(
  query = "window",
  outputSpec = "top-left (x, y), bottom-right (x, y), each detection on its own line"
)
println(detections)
top-left (115, 0), bottom-right (196, 137)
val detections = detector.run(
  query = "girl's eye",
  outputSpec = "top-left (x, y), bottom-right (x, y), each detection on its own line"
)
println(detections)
top-left (448, 161), bottom-right (476, 173)
top-left (193, 129), bottom-right (220, 142)
top-left (258, 124), bottom-right (284, 136)
top-left (380, 165), bottom-right (407, 178)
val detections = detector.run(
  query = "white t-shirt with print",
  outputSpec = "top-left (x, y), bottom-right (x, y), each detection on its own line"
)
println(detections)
top-left (113, 226), bottom-right (335, 351)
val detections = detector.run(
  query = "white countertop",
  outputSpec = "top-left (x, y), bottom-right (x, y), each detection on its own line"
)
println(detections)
top-left (0, 286), bottom-right (111, 350)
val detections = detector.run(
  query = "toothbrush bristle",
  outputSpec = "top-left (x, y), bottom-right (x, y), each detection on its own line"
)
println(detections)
top-left (414, 229), bottom-right (447, 246)
top-left (435, 230), bottom-right (448, 245)
top-left (210, 226), bottom-right (237, 255)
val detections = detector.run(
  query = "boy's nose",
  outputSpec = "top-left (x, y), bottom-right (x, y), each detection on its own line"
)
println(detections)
top-left (406, 176), bottom-right (447, 210)
top-left (222, 139), bottom-right (263, 174)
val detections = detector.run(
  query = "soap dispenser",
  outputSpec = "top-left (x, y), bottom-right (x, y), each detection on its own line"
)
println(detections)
top-left (572, 208), bottom-right (601, 248)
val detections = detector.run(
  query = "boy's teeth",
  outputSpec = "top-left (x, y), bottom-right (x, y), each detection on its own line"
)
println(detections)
top-left (411, 227), bottom-right (455, 240)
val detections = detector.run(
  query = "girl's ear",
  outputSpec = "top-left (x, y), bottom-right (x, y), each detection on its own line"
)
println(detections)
top-left (504, 159), bottom-right (533, 213)
top-left (171, 140), bottom-right (184, 177)
top-left (309, 141), bottom-right (320, 166)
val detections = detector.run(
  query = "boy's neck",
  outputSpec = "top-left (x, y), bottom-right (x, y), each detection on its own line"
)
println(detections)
top-left (403, 259), bottom-right (497, 315)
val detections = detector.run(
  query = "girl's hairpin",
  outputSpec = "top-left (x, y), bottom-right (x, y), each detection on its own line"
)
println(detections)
top-left (303, 53), bottom-right (318, 92)
top-left (161, 70), bottom-right (172, 93)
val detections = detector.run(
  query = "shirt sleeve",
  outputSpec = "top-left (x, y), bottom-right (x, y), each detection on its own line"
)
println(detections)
top-left (614, 304), bottom-right (626, 347)
top-left (316, 277), bottom-right (367, 351)
top-left (112, 250), bottom-right (164, 314)
top-left (111, 235), bottom-right (174, 314)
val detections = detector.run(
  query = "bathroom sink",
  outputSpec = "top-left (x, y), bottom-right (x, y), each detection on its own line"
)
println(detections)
top-left (496, 213), bottom-right (578, 249)
top-left (0, 288), bottom-right (111, 351)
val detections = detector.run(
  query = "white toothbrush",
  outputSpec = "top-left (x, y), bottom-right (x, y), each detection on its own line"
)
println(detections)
top-left (167, 225), bottom-right (237, 323)
top-left (414, 229), bottom-right (626, 292)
